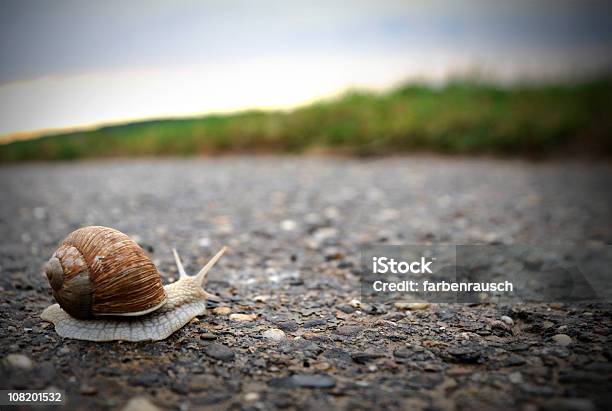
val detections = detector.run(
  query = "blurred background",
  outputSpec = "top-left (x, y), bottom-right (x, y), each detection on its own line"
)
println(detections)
top-left (1, 0), bottom-right (612, 159)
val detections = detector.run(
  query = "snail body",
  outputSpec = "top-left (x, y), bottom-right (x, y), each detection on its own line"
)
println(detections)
top-left (41, 226), bottom-right (226, 342)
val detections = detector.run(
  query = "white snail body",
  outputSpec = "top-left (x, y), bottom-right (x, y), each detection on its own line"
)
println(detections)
top-left (41, 226), bottom-right (226, 342)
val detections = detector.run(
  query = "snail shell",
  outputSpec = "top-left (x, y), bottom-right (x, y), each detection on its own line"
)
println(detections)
top-left (44, 226), bottom-right (166, 319)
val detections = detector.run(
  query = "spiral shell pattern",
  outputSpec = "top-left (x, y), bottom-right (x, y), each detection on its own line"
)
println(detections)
top-left (46, 226), bottom-right (167, 318)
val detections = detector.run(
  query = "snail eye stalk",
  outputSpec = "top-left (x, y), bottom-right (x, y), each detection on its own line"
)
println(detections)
top-left (195, 246), bottom-right (227, 285)
top-left (172, 248), bottom-right (188, 279)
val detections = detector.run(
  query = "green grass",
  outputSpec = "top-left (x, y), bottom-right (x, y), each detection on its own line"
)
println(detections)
top-left (1, 78), bottom-right (611, 162)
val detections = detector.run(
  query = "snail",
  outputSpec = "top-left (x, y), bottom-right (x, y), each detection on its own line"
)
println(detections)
top-left (40, 226), bottom-right (226, 342)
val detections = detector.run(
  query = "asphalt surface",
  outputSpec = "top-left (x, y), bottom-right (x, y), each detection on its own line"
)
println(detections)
top-left (1, 156), bottom-right (611, 411)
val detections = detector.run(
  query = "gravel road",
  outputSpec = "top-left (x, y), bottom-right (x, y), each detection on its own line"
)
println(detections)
top-left (1, 156), bottom-right (611, 410)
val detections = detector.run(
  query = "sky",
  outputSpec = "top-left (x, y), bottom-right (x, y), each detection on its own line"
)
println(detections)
top-left (1, 0), bottom-right (612, 138)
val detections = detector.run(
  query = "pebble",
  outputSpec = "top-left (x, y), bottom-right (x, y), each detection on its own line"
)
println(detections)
top-left (349, 299), bottom-right (361, 308)
top-left (244, 392), bottom-right (260, 402)
top-left (508, 372), bottom-right (523, 384)
top-left (197, 237), bottom-right (211, 248)
top-left (212, 306), bottom-right (231, 315)
top-left (253, 295), bottom-right (269, 303)
top-left (352, 352), bottom-right (385, 364)
top-left (229, 313), bottom-right (257, 322)
top-left (500, 316), bottom-right (514, 326)
top-left (314, 361), bottom-right (331, 371)
top-left (262, 328), bottom-right (286, 342)
top-left (336, 304), bottom-right (356, 314)
top-left (204, 343), bottom-right (235, 361)
top-left (80, 384), bottom-right (98, 395)
top-left (200, 332), bottom-right (217, 340)
top-left (292, 374), bottom-right (336, 388)
top-left (4, 353), bottom-right (33, 370)
top-left (121, 397), bottom-right (161, 411)
top-left (336, 325), bottom-right (363, 336)
top-left (280, 220), bottom-right (297, 231)
top-left (552, 334), bottom-right (572, 346)
top-left (188, 375), bottom-right (216, 392)
top-left (275, 321), bottom-right (299, 332)
top-left (447, 345), bottom-right (485, 363)
top-left (394, 302), bottom-right (430, 311)
top-left (362, 304), bottom-right (387, 315)
top-left (312, 227), bottom-right (338, 243)
top-left (304, 319), bottom-right (327, 328)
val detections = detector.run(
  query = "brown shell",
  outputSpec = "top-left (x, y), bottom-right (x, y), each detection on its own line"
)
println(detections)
top-left (45, 226), bottom-right (167, 319)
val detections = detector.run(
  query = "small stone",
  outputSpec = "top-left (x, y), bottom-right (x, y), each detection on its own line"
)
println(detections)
top-left (188, 375), bottom-right (216, 392)
top-left (488, 319), bottom-right (512, 333)
top-left (312, 227), bottom-right (338, 243)
top-left (508, 372), bottom-right (523, 384)
top-left (229, 313), bottom-right (257, 322)
top-left (4, 353), bottom-right (33, 370)
top-left (500, 316), bottom-right (514, 326)
top-left (324, 348), bottom-right (352, 363)
top-left (362, 304), bottom-right (387, 315)
top-left (200, 332), bottom-right (217, 340)
top-left (121, 397), bottom-right (161, 411)
top-left (244, 392), bottom-right (260, 402)
top-left (336, 325), bottom-right (363, 336)
top-left (198, 237), bottom-right (211, 248)
top-left (281, 220), bottom-right (297, 231)
top-left (447, 345), bottom-right (485, 364)
top-left (314, 362), bottom-right (331, 371)
top-left (503, 355), bottom-right (526, 366)
top-left (335, 311), bottom-right (349, 319)
top-left (80, 384), bottom-right (98, 395)
top-left (253, 295), bottom-right (269, 303)
top-left (552, 334), bottom-right (572, 346)
top-left (204, 343), bottom-right (235, 361)
top-left (394, 302), bottom-right (430, 311)
top-left (393, 345), bottom-right (435, 362)
top-left (351, 352), bottom-right (385, 364)
top-left (268, 377), bottom-right (295, 389)
top-left (349, 299), bottom-right (361, 308)
top-left (303, 319), bottom-right (327, 328)
top-left (275, 321), bottom-right (299, 332)
top-left (291, 374), bottom-right (336, 388)
top-left (212, 306), bottom-right (231, 315)
top-left (263, 328), bottom-right (286, 342)
top-left (336, 304), bottom-right (356, 314)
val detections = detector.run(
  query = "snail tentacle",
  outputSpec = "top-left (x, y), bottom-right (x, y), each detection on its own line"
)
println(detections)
top-left (194, 246), bottom-right (227, 285)
top-left (172, 248), bottom-right (188, 279)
